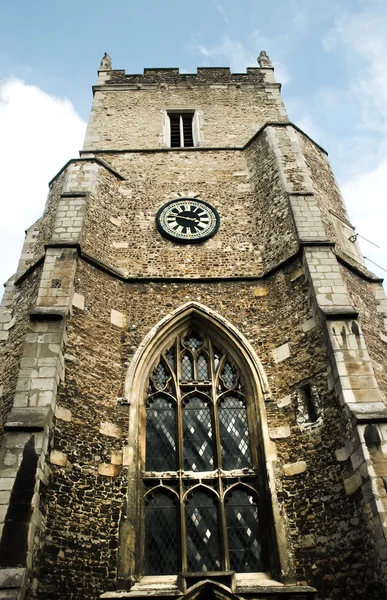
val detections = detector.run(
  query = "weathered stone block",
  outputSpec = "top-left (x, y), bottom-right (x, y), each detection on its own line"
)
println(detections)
top-left (253, 287), bottom-right (268, 297)
top-left (98, 463), bottom-right (121, 477)
top-left (283, 461), bottom-right (307, 476)
top-left (72, 292), bottom-right (85, 310)
top-left (100, 422), bottom-right (122, 439)
top-left (111, 451), bottom-right (123, 465)
top-left (5, 407), bottom-right (51, 430)
top-left (55, 406), bottom-right (72, 422)
top-left (301, 317), bottom-right (317, 333)
top-left (277, 395), bottom-right (292, 408)
top-left (269, 425), bottom-right (291, 439)
top-left (272, 342), bottom-right (290, 363)
top-left (50, 450), bottom-right (68, 467)
top-left (344, 471), bottom-right (362, 495)
top-left (110, 309), bottom-right (126, 328)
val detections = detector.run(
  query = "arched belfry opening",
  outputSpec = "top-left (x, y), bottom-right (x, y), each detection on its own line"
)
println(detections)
top-left (118, 303), bottom-right (289, 590)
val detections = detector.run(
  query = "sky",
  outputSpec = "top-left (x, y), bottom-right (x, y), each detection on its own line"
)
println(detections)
top-left (1, 0), bottom-right (387, 293)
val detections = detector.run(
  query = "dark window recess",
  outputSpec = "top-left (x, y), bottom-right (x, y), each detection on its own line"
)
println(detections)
top-left (168, 112), bottom-right (194, 147)
top-left (182, 113), bottom-right (194, 147)
top-left (297, 384), bottom-right (319, 424)
top-left (304, 385), bottom-right (318, 423)
top-left (145, 490), bottom-right (179, 575)
top-left (225, 489), bottom-right (262, 573)
top-left (0, 436), bottom-right (38, 567)
top-left (146, 396), bottom-right (176, 471)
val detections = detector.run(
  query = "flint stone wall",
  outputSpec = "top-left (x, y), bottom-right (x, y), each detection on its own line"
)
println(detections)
top-left (84, 68), bottom-right (286, 151)
top-left (30, 259), bottom-right (379, 600)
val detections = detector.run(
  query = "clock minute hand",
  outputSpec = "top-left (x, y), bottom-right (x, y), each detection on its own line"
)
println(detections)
top-left (179, 216), bottom-right (199, 223)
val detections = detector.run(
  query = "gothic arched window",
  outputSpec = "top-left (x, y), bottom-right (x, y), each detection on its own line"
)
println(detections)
top-left (144, 330), bottom-right (264, 575)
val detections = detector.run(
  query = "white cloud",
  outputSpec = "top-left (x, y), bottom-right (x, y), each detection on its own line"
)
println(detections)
top-left (191, 34), bottom-right (290, 84)
top-left (322, 1), bottom-right (387, 283)
top-left (294, 116), bottom-right (323, 143)
top-left (322, 1), bottom-right (387, 132)
top-left (193, 35), bottom-right (256, 73)
top-left (0, 78), bottom-right (86, 293)
top-left (215, 3), bottom-right (229, 24)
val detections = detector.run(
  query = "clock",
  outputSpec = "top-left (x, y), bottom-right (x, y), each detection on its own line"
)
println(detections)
top-left (156, 198), bottom-right (220, 243)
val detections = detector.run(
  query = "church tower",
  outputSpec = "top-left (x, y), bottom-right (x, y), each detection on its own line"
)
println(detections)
top-left (1, 52), bottom-right (387, 600)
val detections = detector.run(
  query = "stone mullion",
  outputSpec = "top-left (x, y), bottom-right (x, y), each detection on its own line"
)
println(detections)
top-left (269, 122), bottom-right (387, 567)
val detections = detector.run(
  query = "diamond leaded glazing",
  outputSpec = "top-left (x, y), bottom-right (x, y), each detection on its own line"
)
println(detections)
top-left (221, 362), bottom-right (237, 389)
top-left (183, 396), bottom-right (213, 471)
top-left (181, 353), bottom-right (194, 380)
top-left (225, 489), bottom-right (262, 572)
top-left (197, 352), bottom-right (209, 380)
top-left (186, 490), bottom-right (221, 572)
top-left (218, 396), bottom-right (252, 470)
top-left (152, 362), bottom-right (169, 390)
top-left (165, 348), bottom-right (176, 372)
top-left (145, 491), bottom-right (178, 575)
top-left (146, 396), bottom-right (176, 471)
top-left (143, 330), bottom-right (264, 576)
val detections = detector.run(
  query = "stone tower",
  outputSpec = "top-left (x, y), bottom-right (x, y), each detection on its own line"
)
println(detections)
top-left (1, 53), bottom-right (387, 600)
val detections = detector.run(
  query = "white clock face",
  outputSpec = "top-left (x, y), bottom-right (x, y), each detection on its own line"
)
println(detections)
top-left (156, 199), bottom-right (220, 243)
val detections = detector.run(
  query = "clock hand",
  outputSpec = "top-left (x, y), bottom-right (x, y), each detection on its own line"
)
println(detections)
top-left (178, 216), bottom-right (199, 223)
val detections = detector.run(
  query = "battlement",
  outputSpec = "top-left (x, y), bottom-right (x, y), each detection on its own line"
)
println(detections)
top-left (98, 66), bottom-right (268, 87)
top-left (95, 52), bottom-right (276, 88)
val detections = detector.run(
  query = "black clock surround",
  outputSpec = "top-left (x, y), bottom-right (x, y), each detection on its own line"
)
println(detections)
top-left (156, 198), bottom-right (220, 243)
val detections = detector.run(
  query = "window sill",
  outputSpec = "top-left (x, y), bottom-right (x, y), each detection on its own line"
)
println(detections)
top-left (100, 573), bottom-right (317, 599)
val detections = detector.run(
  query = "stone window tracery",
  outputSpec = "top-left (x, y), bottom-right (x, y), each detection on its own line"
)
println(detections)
top-left (143, 330), bottom-right (264, 576)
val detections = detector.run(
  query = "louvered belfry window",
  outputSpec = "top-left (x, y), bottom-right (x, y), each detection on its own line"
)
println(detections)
top-left (144, 331), bottom-right (263, 575)
top-left (168, 112), bottom-right (195, 147)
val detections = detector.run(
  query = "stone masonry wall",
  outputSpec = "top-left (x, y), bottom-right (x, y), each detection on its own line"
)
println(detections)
top-left (300, 134), bottom-right (365, 269)
top-left (31, 258), bottom-right (379, 600)
top-left (245, 130), bottom-right (299, 272)
top-left (16, 173), bottom-right (67, 278)
top-left (0, 268), bottom-right (42, 437)
top-left (340, 268), bottom-right (387, 402)
top-left (84, 75), bottom-right (286, 151)
top-left (82, 151), bottom-right (264, 278)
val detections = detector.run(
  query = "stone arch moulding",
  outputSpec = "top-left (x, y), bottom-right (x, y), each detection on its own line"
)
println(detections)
top-left (118, 301), bottom-right (295, 588)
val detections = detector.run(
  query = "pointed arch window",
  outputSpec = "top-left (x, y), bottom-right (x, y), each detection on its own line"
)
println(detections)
top-left (143, 330), bottom-right (266, 576)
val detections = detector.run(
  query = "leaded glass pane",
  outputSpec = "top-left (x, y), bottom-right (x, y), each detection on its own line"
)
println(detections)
top-left (183, 333), bottom-right (203, 352)
top-left (183, 397), bottom-right (213, 471)
top-left (165, 348), bottom-right (176, 373)
top-left (181, 353), bottom-right (193, 380)
top-left (197, 352), bottom-right (209, 380)
top-left (152, 362), bottom-right (169, 390)
top-left (221, 362), bottom-right (237, 389)
top-left (219, 396), bottom-right (252, 470)
top-left (145, 491), bottom-right (178, 575)
top-left (225, 489), bottom-right (262, 572)
top-left (146, 397), bottom-right (176, 471)
top-left (186, 490), bottom-right (221, 572)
